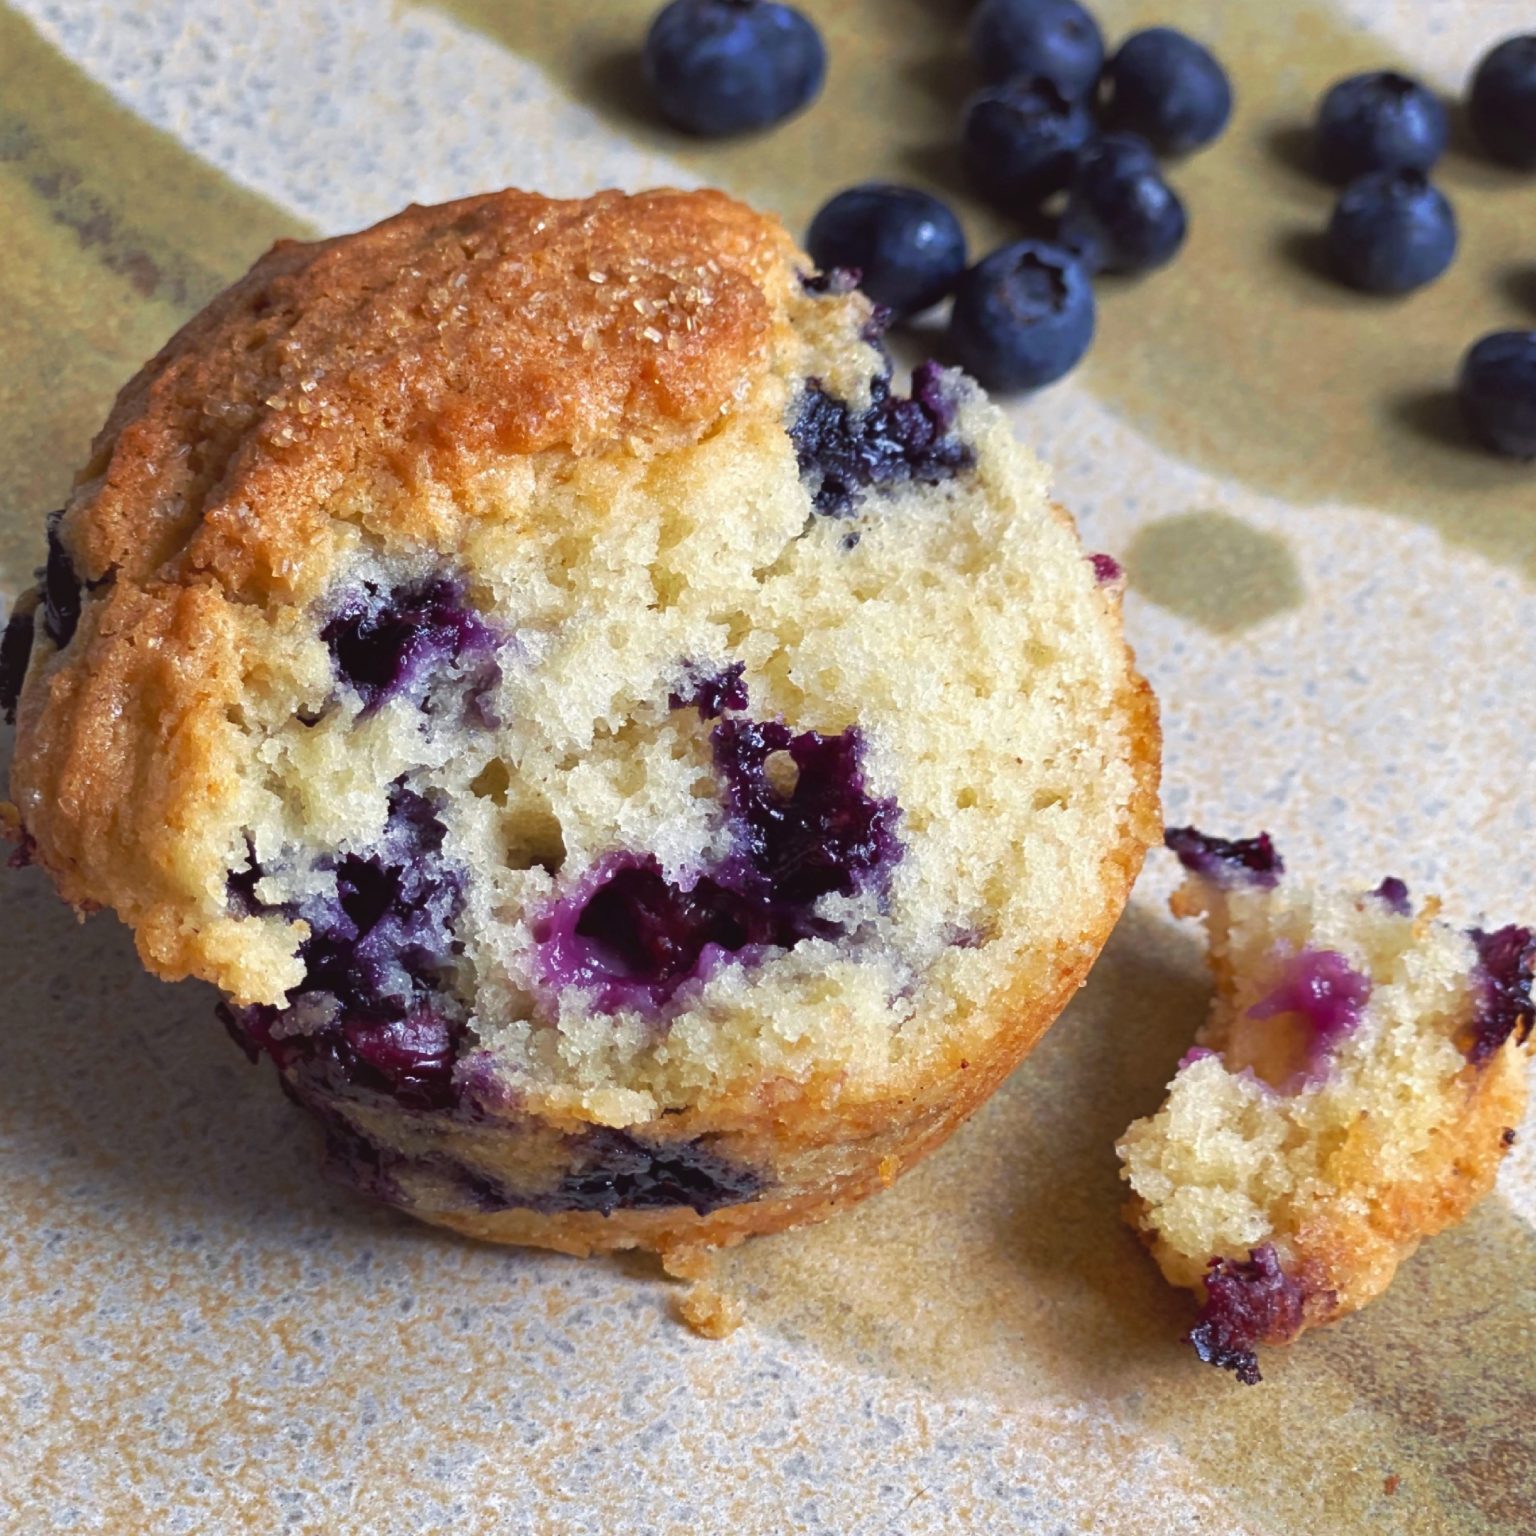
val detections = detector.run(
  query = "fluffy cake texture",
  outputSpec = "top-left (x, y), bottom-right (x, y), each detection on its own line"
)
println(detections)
top-left (2, 187), bottom-right (1159, 1259)
top-left (1119, 830), bottom-right (1533, 1383)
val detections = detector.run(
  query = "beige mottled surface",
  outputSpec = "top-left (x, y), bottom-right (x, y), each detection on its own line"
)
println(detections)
top-left (1, 1), bottom-right (1533, 1532)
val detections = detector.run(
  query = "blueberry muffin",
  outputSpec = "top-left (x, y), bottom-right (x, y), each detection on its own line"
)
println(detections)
top-left (1, 188), bottom-right (1159, 1260)
top-left (1119, 830), bottom-right (1533, 1382)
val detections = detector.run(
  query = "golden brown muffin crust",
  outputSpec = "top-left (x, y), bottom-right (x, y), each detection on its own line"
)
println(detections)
top-left (68, 187), bottom-right (798, 604)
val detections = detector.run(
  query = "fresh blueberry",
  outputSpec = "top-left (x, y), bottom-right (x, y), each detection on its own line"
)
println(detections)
top-left (1314, 71), bottom-right (1447, 182)
top-left (947, 241), bottom-right (1095, 391)
top-left (789, 362), bottom-right (972, 515)
top-left (1458, 330), bottom-right (1536, 458)
top-left (1468, 35), bottom-right (1536, 168)
top-left (0, 599), bottom-right (35, 725)
top-left (806, 185), bottom-right (967, 319)
top-left (1058, 133), bottom-right (1188, 274)
top-left (1326, 170), bottom-right (1457, 294)
top-left (642, 0), bottom-right (826, 136)
top-left (967, 0), bottom-right (1105, 100)
top-left (1101, 27), bottom-right (1233, 156)
top-left (962, 77), bottom-right (1094, 206)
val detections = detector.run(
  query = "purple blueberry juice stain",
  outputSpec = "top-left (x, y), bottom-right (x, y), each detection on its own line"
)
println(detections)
top-left (536, 856), bottom-right (769, 1014)
top-left (537, 719), bottom-right (901, 1013)
top-left (1165, 826), bottom-right (1285, 889)
top-left (713, 717), bottom-right (901, 908)
top-left (789, 364), bottom-right (973, 516)
top-left (1190, 1245), bottom-right (1314, 1385)
top-left (322, 576), bottom-right (500, 714)
top-left (1178, 1044), bottom-right (1217, 1070)
top-left (1247, 946), bottom-right (1371, 1088)
top-left (1466, 924), bottom-right (1535, 1065)
top-left (669, 660), bottom-right (748, 720)
top-left (1373, 876), bottom-right (1411, 915)
top-left (224, 782), bottom-right (469, 1109)
top-left (1090, 552), bottom-right (1123, 584)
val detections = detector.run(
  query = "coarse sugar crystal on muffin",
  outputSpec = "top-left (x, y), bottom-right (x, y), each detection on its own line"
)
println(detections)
top-left (1, 187), bottom-right (1159, 1260)
top-left (1119, 829), bottom-right (1533, 1383)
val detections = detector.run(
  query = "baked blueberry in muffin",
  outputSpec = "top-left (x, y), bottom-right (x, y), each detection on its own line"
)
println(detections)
top-left (1, 188), bottom-right (1159, 1261)
top-left (1119, 829), bottom-right (1533, 1382)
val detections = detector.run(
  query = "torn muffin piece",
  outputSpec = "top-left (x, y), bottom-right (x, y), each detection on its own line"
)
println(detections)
top-left (1118, 828), bottom-right (1533, 1384)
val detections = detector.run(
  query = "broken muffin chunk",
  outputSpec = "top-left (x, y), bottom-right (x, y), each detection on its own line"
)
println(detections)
top-left (1119, 828), bottom-right (1533, 1383)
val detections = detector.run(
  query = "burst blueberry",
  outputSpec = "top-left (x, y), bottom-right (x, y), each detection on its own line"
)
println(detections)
top-left (1457, 330), bottom-right (1536, 458)
top-left (322, 577), bottom-right (499, 713)
top-left (41, 512), bottom-right (82, 650)
top-left (0, 600), bottom-right (35, 725)
top-left (961, 77), bottom-right (1094, 206)
top-left (1314, 70), bottom-right (1447, 181)
top-left (967, 0), bottom-right (1105, 100)
top-left (1468, 35), bottom-right (1536, 168)
top-left (1058, 133), bottom-right (1188, 274)
top-left (947, 240), bottom-right (1095, 392)
top-left (1326, 170), bottom-right (1457, 294)
top-left (642, 0), bottom-right (826, 137)
top-left (1165, 826), bottom-right (1285, 889)
top-left (806, 185), bottom-right (967, 319)
top-left (789, 363), bottom-right (971, 515)
top-left (1189, 1245), bottom-right (1308, 1385)
top-left (1101, 27), bottom-right (1233, 156)
top-left (1465, 924), bottom-right (1535, 1065)
top-left (225, 782), bottom-right (468, 1107)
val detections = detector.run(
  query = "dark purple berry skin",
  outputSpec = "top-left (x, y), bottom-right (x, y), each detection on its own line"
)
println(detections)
top-left (1058, 133), bottom-right (1188, 274)
top-left (1190, 1246), bottom-right (1311, 1385)
top-left (1373, 876), bottom-right (1411, 916)
top-left (1468, 35), bottom-right (1536, 168)
top-left (670, 660), bottom-right (749, 719)
top-left (806, 185), bottom-right (967, 319)
top-left (1101, 27), bottom-right (1233, 156)
top-left (968, 0), bottom-right (1105, 100)
top-left (225, 782), bottom-right (468, 1109)
top-left (1315, 71), bottom-right (1447, 182)
top-left (789, 362), bottom-right (972, 516)
top-left (947, 241), bottom-right (1095, 392)
top-left (1458, 331), bottom-right (1536, 459)
top-left (962, 78), bottom-right (1094, 206)
top-left (713, 717), bottom-right (901, 909)
top-left (1326, 170), bottom-right (1457, 295)
top-left (542, 1129), bottom-right (763, 1216)
top-left (537, 719), bottom-right (901, 1013)
top-left (41, 512), bottom-right (82, 651)
top-left (322, 577), bottom-right (499, 714)
top-left (642, 0), bottom-right (826, 137)
top-left (1466, 924), bottom-right (1535, 1065)
top-left (1165, 826), bottom-right (1285, 889)
top-left (0, 599), bottom-right (35, 725)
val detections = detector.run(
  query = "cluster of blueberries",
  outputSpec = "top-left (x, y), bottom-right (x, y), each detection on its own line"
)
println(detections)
top-left (640, 0), bottom-right (1536, 458)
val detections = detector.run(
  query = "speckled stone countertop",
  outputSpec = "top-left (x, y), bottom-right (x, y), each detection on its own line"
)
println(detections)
top-left (2, 2), bottom-right (1533, 1531)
